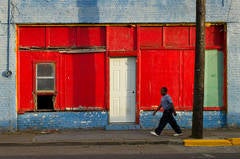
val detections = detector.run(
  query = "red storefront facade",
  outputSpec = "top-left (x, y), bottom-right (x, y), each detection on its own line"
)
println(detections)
top-left (17, 24), bottom-right (226, 124)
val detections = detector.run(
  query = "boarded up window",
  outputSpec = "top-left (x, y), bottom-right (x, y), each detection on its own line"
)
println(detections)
top-left (204, 50), bottom-right (224, 107)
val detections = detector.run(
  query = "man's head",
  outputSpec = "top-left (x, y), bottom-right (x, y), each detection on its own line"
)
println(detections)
top-left (161, 87), bottom-right (168, 96)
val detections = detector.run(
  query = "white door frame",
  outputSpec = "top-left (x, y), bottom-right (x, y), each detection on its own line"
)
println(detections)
top-left (109, 57), bottom-right (136, 123)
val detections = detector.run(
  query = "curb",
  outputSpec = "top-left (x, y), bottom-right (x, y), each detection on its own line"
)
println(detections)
top-left (0, 138), bottom-right (239, 147)
top-left (0, 140), bottom-right (183, 147)
top-left (184, 139), bottom-right (232, 146)
top-left (184, 138), bottom-right (240, 147)
top-left (228, 138), bottom-right (240, 146)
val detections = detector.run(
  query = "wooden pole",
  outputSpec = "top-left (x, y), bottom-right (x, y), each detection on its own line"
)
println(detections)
top-left (192, 0), bottom-right (206, 139)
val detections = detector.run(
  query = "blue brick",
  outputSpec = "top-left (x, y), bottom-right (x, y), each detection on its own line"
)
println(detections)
top-left (140, 111), bottom-right (226, 130)
top-left (105, 124), bottom-right (140, 130)
top-left (17, 112), bottom-right (108, 130)
top-left (227, 112), bottom-right (240, 127)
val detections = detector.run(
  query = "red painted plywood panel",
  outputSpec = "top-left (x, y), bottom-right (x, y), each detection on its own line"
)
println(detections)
top-left (46, 27), bottom-right (76, 47)
top-left (70, 54), bottom-right (96, 107)
top-left (64, 53), bottom-right (105, 109)
top-left (140, 50), bottom-right (195, 110)
top-left (140, 50), bottom-right (180, 109)
top-left (62, 54), bottom-right (74, 108)
top-left (94, 53), bottom-right (105, 108)
top-left (18, 51), bottom-right (61, 112)
top-left (181, 50), bottom-right (195, 109)
top-left (163, 27), bottom-right (190, 48)
top-left (31, 52), bottom-right (61, 109)
top-left (190, 26), bottom-right (224, 48)
top-left (139, 26), bottom-right (163, 49)
top-left (189, 27), bottom-right (196, 47)
top-left (18, 26), bottom-right (46, 47)
top-left (76, 27), bottom-right (106, 47)
top-left (18, 51), bottom-right (34, 112)
top-left (108, 26), bottom-right (136, 51)
top-left (205, 26), bottom-right (224, 48)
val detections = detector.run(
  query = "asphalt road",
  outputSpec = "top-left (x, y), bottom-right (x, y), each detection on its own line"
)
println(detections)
top-left (0, 154), bottom-right (240, 159)
top-left (0, 145), bottom-right (239, 159)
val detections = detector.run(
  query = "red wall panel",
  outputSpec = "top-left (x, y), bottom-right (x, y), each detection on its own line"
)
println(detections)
top-left (19, 51), bottom-right (106, 112)
top-left (181, 50), bottom-right (195, 109)
top-left (32, 52), bottom-right (61, 109)
top-left (139, 27), bottom-right (163, 49)
top-left (108, 26), bottom-right (136, 51)
top-left (190, 26), bottom-right (224, 48)
top-left (140, 50), bottom-right (181, 109)
top-left (18, 51), bottom-right (34, 112)
top-left (18, 25), bottom-right (225, 113)
top-left (94, 53), bottom-right (105, 107)
top-left (63, 53), bottom-right (105, 109)
top-left (189, 27), bottom-right (196, 47)
top-left (18, 51), bottom-right (61, 112)
top-left (163, 27), bottom-right (190, 48)
top-left (46, 27), bottom-right (76, 47)
top-left (18, 26), bottom-right (46, 47)
top-left (205, 26), bottom-right (224, 48)
top-left (76, 27), bottom-right (106, 47)
top-left (140, 50), bottom-right (195, 110)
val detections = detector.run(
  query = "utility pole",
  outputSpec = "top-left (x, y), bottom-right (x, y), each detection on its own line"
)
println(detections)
top-left (192, 0), bottom-right (206, 139)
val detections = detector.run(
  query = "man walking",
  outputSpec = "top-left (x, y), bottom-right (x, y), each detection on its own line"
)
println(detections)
top-left (150, 87), bottom-right (182, 137)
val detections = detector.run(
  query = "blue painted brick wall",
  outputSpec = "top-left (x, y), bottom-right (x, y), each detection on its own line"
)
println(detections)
top-left (17, 111), bottom-right (108, 130)
top-left (0, 0), bottom-right (240, 131)
top-left (227, 112), bottom-right (240, 128)
top-left (140, 111), bottom-right (226, 130)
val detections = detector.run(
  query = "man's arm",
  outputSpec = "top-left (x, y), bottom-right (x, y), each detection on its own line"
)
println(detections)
top-left (170, 103), bottom-right (177, 116)
top-left (153, 105), bottom-right (162, 116)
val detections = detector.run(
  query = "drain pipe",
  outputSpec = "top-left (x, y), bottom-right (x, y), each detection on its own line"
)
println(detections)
top-left (3, 0), bottom-right (12, 78)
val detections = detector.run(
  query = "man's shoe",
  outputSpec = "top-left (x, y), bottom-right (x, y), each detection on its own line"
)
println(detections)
top-left (173, 133), bottom-right (183, 137)
top-left (150, 131), bottom-right (159, 137)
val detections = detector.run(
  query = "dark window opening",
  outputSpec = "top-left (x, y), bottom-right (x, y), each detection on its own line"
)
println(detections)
top-left (37, 95), bottom-right (54, 110)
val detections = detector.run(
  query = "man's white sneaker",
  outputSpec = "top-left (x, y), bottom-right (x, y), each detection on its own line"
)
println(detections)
top-left (150, 131), bottom-right (159, 137)
top-left (173, 133), bottom-right (183, 137)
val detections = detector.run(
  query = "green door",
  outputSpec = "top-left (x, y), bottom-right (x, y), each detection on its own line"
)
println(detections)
top-left (204, 50), bottom-right (224, 107)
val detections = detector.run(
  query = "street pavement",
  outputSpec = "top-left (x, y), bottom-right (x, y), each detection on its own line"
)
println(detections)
top-left (0, 144), bottom-right (240, 159)
top-left (0, 128), bottom-right (239, 146)
top-left (0, 153), bottom-right (240, 159)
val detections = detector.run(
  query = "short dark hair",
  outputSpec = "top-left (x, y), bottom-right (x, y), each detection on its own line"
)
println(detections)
top-left (161, 87), bottom-right (168, 92)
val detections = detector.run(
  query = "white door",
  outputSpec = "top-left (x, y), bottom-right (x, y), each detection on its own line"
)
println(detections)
top-left (110, 57), bottom-right (136, 123)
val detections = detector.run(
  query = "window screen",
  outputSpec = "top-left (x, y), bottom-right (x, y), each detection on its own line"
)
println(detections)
top-left (36, 63), bottom-right (55, 92)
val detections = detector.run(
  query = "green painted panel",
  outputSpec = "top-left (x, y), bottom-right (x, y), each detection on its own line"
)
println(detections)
top-left (204, 50), bottom-right (224, 107)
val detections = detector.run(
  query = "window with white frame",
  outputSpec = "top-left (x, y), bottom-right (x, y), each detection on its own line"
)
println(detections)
top-left (36, 63), bottom-right (55, 110)
top-left (36, 63), bottom-right (55, 92)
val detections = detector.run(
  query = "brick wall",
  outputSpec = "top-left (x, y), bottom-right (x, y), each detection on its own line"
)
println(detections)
top-left (17, 111), bottom-right (108, 130)
top-left (0, 0), bottom-right (240, 131)
top-left (140, 111), bottom-right (226, 129)
top-left (11, 0), bottom-right (231, 23)
top-left (18, 110), bottom-right (226, 130)
top-left (0, 1), bottom-right (17, 131)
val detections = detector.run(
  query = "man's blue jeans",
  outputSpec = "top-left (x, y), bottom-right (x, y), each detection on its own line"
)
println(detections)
top-left (155, 110), bottom-right (182, 135)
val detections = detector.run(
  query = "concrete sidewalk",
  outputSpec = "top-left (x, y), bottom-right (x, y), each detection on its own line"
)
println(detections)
top-left (0, 128), bottom-right (239, 146)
